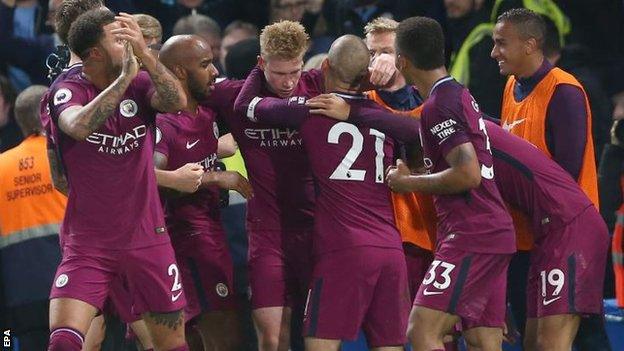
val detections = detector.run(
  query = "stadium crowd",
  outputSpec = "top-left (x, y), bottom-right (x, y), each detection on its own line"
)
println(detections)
top-left (1, 0), bottom-right (624, 350)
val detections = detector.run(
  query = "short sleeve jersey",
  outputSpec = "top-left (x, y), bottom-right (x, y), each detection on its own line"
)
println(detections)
top-left (420, 77), bottom-right (515, 254)
top-left (155, 105), bottom-right (222, 237)
top-left (206, 70), bottom-right (324, 232)
top-left (299, 95), bottom-right (402, 255)
top-left (485, 120), bottom-right (594, 240)
top-left (48, 70), bottom-right (168, 249)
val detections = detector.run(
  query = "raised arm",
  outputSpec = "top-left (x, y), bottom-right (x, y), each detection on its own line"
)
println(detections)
top-left (233, 66), bottom-right (307, 128)
top-left (57, 43), bottom-right (138, 140)
top-left (113, 13), bottom-right (186, 112)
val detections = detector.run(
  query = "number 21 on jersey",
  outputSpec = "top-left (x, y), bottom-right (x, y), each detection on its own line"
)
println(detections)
top-left (327, 122), bottom-right (385, 183)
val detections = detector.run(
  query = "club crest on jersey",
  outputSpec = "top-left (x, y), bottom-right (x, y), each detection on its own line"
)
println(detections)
top-left (120, 99), bottom-right (138, 118)
top-left (53, 88), bottom-right (72, 106)
top-left (155, 127), bottom-right (162, 144)
top-left (55, 274), bottom-right (69, 288)
top-left (216, 283), bottom-right (229, 297)
top-left (471, 99), bottom-right (480, 113)
top-left (213, 121), bottom-right (219, 139)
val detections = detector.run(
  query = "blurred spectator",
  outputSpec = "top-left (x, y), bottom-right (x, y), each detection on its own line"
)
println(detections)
top-left (134, 13), bottom-right (163, 48)
top-left (599, 81), bottom-right (624, 232)
top-left (173, 13), bottom-right (224, 72)
top-left (0, 85), bottom-right (65, 351)
top-left (0, 0), bottom-right (56, 90)
top-left (224, 37), bottom-right (260, 80)
top-left (303, 53), bottom-right (327, 71)
top-left (446, 0), bottom-right (505, 116)
top-left (322, 0), bottom-right (397, 36)
top-left (134, 0), bottom-right (233, 41)
top-left (220, 20), bottom-right (258, 73)
top-left (0, 74), bottom-right (20, 152)
top-left (543, 18), bottom-right (612, 164)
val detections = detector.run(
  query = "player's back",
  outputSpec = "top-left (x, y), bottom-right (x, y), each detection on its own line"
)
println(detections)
top-left (299, 95), bottom-right (401, 255)
top-left (420, 77), bottom-right (515, 254)
top-left (49, 70), bottom-right (167, 250)
top-left (485, 120), bottom-right (594, 239)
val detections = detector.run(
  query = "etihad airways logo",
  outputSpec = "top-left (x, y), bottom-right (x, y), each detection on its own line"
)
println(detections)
top-left (85, 125), bottom-right (147, 155)
top-left (244, 128), bottom-right (303, 147)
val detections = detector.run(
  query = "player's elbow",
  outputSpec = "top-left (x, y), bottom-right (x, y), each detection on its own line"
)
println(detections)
top-left (232, 96), bottom-right (248, 116)
top-left (457, 164), bottom-right (482, 190)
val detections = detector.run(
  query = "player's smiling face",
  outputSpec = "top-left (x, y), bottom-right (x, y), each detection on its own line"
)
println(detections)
top-left (260, 55), bottom-right (304, 98)
top-left (491, 21), bottom-right (526, 76)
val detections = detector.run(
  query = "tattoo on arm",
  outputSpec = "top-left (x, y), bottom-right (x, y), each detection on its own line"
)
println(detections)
top-left (145, 310), bottom-right (184, 331)
top-left (147, 60), bottom-right (185, 112)
top-left (58, 77), bottom-right (132, 140)
top-left (47, 149), bottom-right (68, 195)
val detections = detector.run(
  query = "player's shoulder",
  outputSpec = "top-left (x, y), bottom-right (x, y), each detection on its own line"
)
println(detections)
top-left (299, 69), bottom-right (324, 91)
top-left (214, 77), bottom-right (243, 92)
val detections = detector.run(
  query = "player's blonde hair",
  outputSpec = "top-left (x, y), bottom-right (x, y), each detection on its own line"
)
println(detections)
top-left (364, 17), bottom-right (399, 36)
top-left (133, 14), bottom-right (163, 44)
top-left (259, 20), bottom-right (309, 60)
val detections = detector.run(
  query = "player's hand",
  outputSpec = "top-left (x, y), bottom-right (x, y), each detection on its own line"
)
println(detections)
top-left (112, 12), bottom-right (150, 62)
top-left (305, 94), bottom-right (350, 120)
top-left (210, 171), bottom-right (254, 199)
top-left (369, 53), bottom-right (397, 87)
top-left (120, 42), bottom-right (139, 80)
top-left (386, 159), bottom-right (413, 193)
top-left (173, 163), bottom-right (204, 193)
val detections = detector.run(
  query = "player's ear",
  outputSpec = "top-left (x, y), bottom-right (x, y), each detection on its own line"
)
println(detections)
top-left (320, 58), bottom-right (329, 75)
top-left (257, 55), bottom-right (265, 70)
top-left (525, 37), bottom-right (538, 55)
top-left (171, 65), bottom-right (186, 80)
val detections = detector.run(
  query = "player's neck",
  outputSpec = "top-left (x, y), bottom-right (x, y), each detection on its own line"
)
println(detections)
top-left (68, 51), bottom-right (82, 66)
top-left (182, 98), bottom-right (199, 116)
top-left (325, 75), bottom-right (361, 95)
top-left (414, 67), bottom-right (449, 99)
top-left (516, 55), bottom-right (544, 79)
top-left (82, 61), bottom-right (117, 90)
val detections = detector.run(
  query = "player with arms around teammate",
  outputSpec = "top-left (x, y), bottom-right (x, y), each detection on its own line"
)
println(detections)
top-left (234, 35), bottom-right (410, 351)
top-left (154, 34), bottom-right (253, 351)
top-left (206, 21), bottom-right (322, 351)
top-left (387, 17), bottom-right (516, 351)
top-left (47, 9), bottom-right (189, 351)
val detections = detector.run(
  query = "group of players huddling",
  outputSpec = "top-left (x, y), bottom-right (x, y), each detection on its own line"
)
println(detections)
top-left (42, 1), bottom-right (609, 351)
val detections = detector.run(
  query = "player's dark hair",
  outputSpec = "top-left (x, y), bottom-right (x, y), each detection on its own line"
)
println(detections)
top-left (395, 17), bottom-right (445, 70)
top-left (68, 8), bottom-right (116, 60)
top-left (496, 8), bottom-right (546, 50)
top-left (225, 38), bottom-right (260, 79)
top-left (55, 0), bottom-right (104, 45)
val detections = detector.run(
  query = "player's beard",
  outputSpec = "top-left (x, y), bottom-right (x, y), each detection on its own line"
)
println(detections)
top-left (104, 51), bottom-right (122, 79)
top-left (188, 74), bottom-right (209, 102)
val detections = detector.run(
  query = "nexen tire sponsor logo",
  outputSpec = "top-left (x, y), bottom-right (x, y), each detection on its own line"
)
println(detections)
top-left (86, 125), bottom-right (147, 155)
top-left (244, 128), bottom-right (303, 147)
